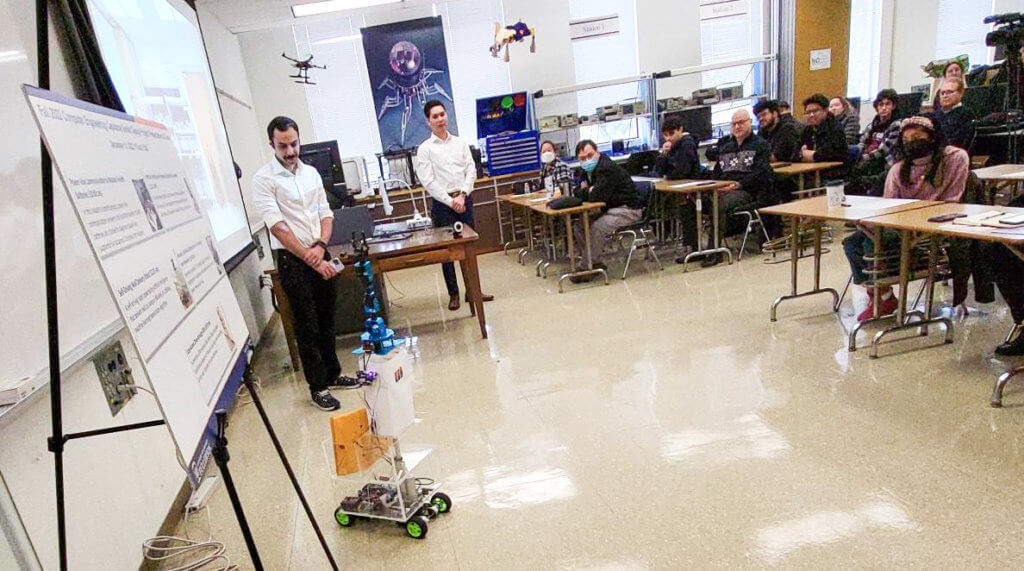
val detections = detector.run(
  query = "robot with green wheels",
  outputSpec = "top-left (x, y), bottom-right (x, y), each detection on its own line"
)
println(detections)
top-left (330, 236), bottom-right (452, 539)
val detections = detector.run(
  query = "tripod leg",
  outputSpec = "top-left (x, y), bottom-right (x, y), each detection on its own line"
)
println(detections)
top-left (213, 411), bottom-right (263, 570)
top-left (244, 372), bottom-right (339, 570)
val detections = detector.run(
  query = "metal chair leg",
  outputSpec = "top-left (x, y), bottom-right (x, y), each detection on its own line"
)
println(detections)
top-left (992, 366), bottom-right (1024, 407)
top-left (837, 274), bottom-right (854, 312)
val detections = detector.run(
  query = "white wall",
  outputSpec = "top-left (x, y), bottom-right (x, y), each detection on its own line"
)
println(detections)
top-left (637, 0), bottom-right (704, 99)
top-left (238, 26), bottom-right (317, 139)
top-left (886, 0), bottom-right (941, 93)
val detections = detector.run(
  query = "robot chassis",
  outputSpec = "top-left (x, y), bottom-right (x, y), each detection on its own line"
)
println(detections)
top-left (332, 234), bottom-right (451, 539)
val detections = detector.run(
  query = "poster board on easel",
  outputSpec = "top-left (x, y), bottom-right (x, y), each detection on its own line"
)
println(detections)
top-left (22, 85), bottom-right (249, 477)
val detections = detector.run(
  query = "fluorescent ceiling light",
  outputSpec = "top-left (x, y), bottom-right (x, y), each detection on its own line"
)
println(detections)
top-left (312, 33), bottom-right (363, 45)
top-left (292, 0), bottom-right (401, 18)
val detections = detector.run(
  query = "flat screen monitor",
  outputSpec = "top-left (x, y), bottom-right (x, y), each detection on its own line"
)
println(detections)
top-left (664, 106), bottom-right (713, 142)
top-left (477, 92), bottom-right (529, 138)
top-left (896, 92), bottom-right (924, 119)
top-left (963, 84), bottom-right (1006, 118)
top-left (301, 140), bottom-right (344, 188)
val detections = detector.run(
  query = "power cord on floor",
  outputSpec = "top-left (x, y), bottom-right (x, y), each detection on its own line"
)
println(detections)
top-left (235, 373), bottom-right (263, 406)
top-left (142, 506), bottom-right (237, 570)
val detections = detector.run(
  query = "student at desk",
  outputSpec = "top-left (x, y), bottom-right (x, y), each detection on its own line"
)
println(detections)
top-left (798, 93), bottom-right (849, 165)
top-left (570, 140), bottom-right (643, 282)
top-left (538, 140), bottom-right (576, 194)
top-left (655, 116), bottom-right (702, 257)
top-left (843, 116), bottom-right (969, 321)
top-left (702, 109), bottom-right (775, 265)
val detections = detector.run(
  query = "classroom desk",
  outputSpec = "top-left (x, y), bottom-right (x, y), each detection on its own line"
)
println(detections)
top-left (654, 179), bottom-right (735, 270)
top-left (759, 195), bottom-right (941, 322)
top-left (860, 203), bottom-right (1024, 402)
top-left (529, 200), bottom-right (608, 292)
top-left (498, 192), bottom-right (545, 264)
top-left (972, 164), bottom-right (1024, 203)
top-left (773, 161), bottom-right (844, 193)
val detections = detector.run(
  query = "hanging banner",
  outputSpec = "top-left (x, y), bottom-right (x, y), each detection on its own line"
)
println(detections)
top-left (362, 16), bottom-right (458, 151)
top-left (22, 86), bottom-right (249, 480)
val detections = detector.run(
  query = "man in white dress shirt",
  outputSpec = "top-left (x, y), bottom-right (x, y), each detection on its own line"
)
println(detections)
top-left (252, 116), bottom-right (357, 412)
top-left (415, 100), bottom-right (494, 311)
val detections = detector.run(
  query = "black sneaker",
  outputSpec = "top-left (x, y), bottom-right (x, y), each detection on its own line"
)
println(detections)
top-left (329, 375), bottom-right (362, 390)
top-left (311, 390), bottom-right (341, 411)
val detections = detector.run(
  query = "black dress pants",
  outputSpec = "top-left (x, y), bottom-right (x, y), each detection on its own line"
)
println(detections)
top-left (431, 195), bottom-right (475, 296)
top-left (276, 250), bottom-right (341, 393)
top-left (993, 243), bottom-right (1024, 323)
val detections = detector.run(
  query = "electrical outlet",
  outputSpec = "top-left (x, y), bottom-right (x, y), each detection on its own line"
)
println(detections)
top-left (92, 341), bottom-right (136, 416)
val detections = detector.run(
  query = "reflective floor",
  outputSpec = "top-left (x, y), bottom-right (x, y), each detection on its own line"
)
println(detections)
top-left (169, 241), bottom-right (1024, 569)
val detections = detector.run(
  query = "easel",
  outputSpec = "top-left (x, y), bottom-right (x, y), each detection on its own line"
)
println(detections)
top-left (34, 1), bottom-right (338, 568)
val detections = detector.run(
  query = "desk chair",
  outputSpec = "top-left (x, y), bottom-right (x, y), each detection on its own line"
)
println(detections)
top-left (760, 186), bottom-right (835, 264)
top-left (613, 186), bottom-right (664, 279)
top-left (730, 208), bottom-right (771, 261)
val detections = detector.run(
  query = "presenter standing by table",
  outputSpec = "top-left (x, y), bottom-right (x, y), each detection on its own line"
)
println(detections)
top-left (415, 99), bottom-right (495, 311)
top-left (252, 116), bottom-right (356, 413)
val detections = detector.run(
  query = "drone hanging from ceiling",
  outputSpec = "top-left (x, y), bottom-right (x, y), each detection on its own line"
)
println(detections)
top-left (282, 52), bottom-right (326, 85)
top-left (490, 21), bottom-right (535, 62)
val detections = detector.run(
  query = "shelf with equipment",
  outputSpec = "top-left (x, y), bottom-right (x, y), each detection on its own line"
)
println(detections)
top-left (531, 74), bottom-right (660, 159)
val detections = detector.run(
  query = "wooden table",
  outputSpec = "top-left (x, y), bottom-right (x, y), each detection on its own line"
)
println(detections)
top-left (333, 226), bottom-right (488, 338)
top-left (864, 204), bottom-right (1024, 395)
top-left (498, 192), bottom-right (548, 265)
top-left (528, 200), bottom-right (608, 292)
top-left (759, 195), bottom-right (941, 322)
top-left (268, 227), bottom-right (490, 371)
top-left (773, 161), bottom-right (844, 193)
top-left (654, 179), bottom-right (735, 270)
top-left (972, 164), bottom-right (1024, 203)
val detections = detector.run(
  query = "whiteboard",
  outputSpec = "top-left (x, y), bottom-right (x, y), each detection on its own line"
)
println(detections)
top-left (0, 4), bottom-right (122, 387)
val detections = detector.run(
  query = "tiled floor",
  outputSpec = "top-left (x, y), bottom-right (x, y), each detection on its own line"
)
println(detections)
top-left (169, 239), bottom-right (1024, 569)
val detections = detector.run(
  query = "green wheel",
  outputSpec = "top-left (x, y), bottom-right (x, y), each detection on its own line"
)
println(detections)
top-left (334, 507), bottom-right (354, 528)
top-left (405, 515), bottom-right (429, 539)
top-left (430, 492), bottom-right (452, 514)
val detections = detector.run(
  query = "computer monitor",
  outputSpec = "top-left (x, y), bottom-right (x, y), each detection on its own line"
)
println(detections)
top-left (896, 92), bottom-right (924, 119)
top-left (963, 83), bottom-right (1007, 118)
top-left (328, 206), bottom-right (375, 246)
top-left (663, 106), bottom-right (713, 142)
top-left (300, 140), bottom-right (344, 188)
top-left (476, 92), bottom-right (529, 137)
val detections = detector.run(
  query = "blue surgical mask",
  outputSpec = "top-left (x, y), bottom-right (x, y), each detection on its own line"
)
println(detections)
top-left (581, 157), bottom-right (599, 173)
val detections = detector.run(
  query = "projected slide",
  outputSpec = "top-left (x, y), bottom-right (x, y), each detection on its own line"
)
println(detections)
top-left (85, 0), bottom-right (252, 260)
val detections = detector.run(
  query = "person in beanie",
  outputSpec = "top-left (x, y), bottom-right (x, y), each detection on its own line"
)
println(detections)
top-left (843, 115), bottom-right (968, 321)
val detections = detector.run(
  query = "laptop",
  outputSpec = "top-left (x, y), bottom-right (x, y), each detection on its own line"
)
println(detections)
top-left (328, 206), bottom-right (375, 246)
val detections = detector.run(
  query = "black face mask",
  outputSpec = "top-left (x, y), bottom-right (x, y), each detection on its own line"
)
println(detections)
top-left (904, 139), bottom-right (935, 159)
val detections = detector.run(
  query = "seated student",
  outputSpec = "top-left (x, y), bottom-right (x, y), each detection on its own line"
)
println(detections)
top-left (843, 115), bottom-right (969, 321)
top-left (828, 97), bottom-right (861, 145)
top-left (699, 109), bottom-right (774, 267)
top-left (570, 140), bottom-right (644, 282)
top-left (754, 99), bottom-right (803, 163)
top-left (848, 88), bottom-right (903, 196)
top-left (654, 116), bottom-right (701, 257)
top-left (992, 234), bottom-right (1024, 356)
top-left (935, 76), bottom-right (974, 150)
top-left (799, 93), bottom-right (849, 164)
top-left (654, 116), bottom-right (700, 179)
top-left (538, 140), bottom-right (575, 193)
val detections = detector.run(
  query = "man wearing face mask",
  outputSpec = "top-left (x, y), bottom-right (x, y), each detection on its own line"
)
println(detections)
top-left (843, 115), bottom-right (968, 321)
top-left (570, 140), bottom-right (643, 281)
top-left (538, 140), bottom-right (575, 192)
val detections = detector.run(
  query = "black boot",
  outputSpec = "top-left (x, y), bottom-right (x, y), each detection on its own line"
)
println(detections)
top-left (996, 333), bottom-right (1024, 357)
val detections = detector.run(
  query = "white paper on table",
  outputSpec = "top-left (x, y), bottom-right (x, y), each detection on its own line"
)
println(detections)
top-left (842, 196), bottom-right (921, 211)
top-left (670, 181), bottom-right (715, 189)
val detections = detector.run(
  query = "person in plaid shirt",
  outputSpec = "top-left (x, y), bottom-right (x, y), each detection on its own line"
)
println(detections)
top-left (538, 140), bottom-right (577, 193)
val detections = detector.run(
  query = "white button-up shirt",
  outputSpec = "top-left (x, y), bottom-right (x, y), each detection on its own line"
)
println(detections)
top-left (415, 131), bottom-right (476, 208)
top-left (252, 158), bottom-right (333, 250)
